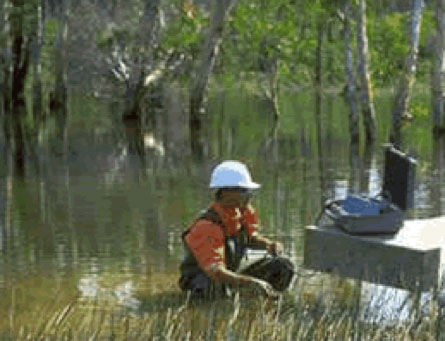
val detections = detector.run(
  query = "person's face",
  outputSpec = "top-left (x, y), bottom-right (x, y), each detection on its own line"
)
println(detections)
top-left (219, 188), bottom-right (253, 207)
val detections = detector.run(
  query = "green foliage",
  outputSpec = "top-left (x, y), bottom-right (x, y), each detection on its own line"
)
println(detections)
top-left (161, 5), bottom-right (207, 56)
top-left (410, 101), bottom-right (429, 119)
top-left (91, 0), bottom-right (441, 89)
top-left (217, 1), bottom-right (442, 89)
top-left (225, 0), bottom-right (308, 82)
top-left (417, 7), bottom-right (435, 81)
top-left (368, 11), bottom-right (409, 84)
top-left (95, 1), bottom-right (152, 56)
top-left (96, 25), bottom-right (131, 49)
top-left (22, 0), bottom-right (39, 37)
top-left (223, 0), bottom-right (348, 86)
top-left (368, 6), bottom-right (435, 85)
top-left (7, 0), bottom-right (445, 117)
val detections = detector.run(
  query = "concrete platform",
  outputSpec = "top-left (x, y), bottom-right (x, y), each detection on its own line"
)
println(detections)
top-left (303, 217), bottom-right (445, 292)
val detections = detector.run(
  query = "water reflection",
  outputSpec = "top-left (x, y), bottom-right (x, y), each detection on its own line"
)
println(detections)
top-left (431, 136), bottom-right (445, 216)
top-left (77, 274), bottom-right (140, 312)
top-left (360, 283), bottom-right (433, 325)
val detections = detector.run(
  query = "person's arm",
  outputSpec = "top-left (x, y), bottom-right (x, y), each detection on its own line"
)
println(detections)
top-left (243, 205), bottom-right (283, 255)
top-left (250, 234), bottom-right (283, 255)
top-left (208, 264), bottom-right (277, 298)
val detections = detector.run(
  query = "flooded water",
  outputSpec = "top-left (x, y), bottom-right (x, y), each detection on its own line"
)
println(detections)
top-left (0, 86), bottom-right (443, 332)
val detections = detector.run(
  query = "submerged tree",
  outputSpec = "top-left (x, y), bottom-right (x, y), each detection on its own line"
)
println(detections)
top-left (29, 0), bottom-right (44, 122)
top-left (189, 0), bottom-right (239, 157)
top-left (121, 0), bottom-right (162, 120)
top-left (343, 0), bottom-right (359, 145)
top-left (1, 0), bottom-right (11, 147)
top-left (52, 0), bottom-right (69, 155)
top-left (10, 0), bottom-right (30, 177)
top-left (103, 0), bottom-right (187, 160)
top-left (315, 18), bottom-right (325, 91)
top-left (356, 0), bottom-right (377, 144)
top-left (390, 0), bottom-right (424, 147)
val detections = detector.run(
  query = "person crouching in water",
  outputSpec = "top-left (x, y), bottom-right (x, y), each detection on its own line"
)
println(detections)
top-left (179, 160), bottom-right (294, 299)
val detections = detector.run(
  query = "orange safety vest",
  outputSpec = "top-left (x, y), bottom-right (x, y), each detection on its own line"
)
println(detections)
top-left (180, 208), bottom-right (250, 276)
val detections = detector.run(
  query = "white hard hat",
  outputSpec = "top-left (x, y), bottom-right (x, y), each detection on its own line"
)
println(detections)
top-left (209, 160), bottom-right (261, 189)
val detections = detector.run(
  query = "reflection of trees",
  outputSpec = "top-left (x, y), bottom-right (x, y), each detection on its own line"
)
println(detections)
top-left (348, 142), bottom-right (360, 193)
top-left (30, 0), bottom-right (44, 122)
top-left (315, 90), bottom-right (327, 206)
top-left (360, 142), bottom-right (376, 194)
top-left (0, 151), bottom-right (168, 280)
top-left (10, 0), bottom-right (29, 178)
top-left (3, 152), bottom-right (13, 254)
top-left (189, 0), bottom-right (238, 158)
top-left (343, 0), bottom-right (359, 146)
top-left (52, 0), bottom-right (69, 156)
top-left (300, 128), bottom-right (311, 226)
top-left (349, 142), bottom-right (376, 195)
top-left (431, 136), bottom-right (445, 216)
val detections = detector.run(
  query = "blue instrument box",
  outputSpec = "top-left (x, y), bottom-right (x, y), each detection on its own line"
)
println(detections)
top-left (318, 145), bottom-right (416, 235)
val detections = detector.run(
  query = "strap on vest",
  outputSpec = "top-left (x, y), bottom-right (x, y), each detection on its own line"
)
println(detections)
top-left (182, 208), bottom-right (225, 240)
top-left (182, 207), bottom-right (249, 244)
top-left (180, 207), bottom-right (250, 273)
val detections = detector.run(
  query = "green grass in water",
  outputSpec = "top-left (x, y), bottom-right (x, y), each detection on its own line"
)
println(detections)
top-left (0, 271), bottom-right (441, 340)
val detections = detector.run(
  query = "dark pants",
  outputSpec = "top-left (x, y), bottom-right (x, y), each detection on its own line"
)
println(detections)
top-left (179, 255), bottom-right (295, 300)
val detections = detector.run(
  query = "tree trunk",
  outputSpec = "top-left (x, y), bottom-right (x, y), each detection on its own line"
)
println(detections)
top-left (189, 0), bottom-right (238, 157)
top-left (432, 0), bottom-right (445, 134)
top-left (122, 0), bottom-right (161, 119)
top-left (1, 0), bottom-right (12, 149)
top-left (269, 59), bottom-right (280, 122)
top-left (327, 21), bottom-right (335, 87)
top-left (4, 150), bottom-right (13, 246)
top-left (258, 37), bottom-right (280, 121)
top-left (315, 90), bottom-right (327, 205)
top-left (30, 0), bottom-right (44, 122)
top-left (11, 0), bottom-right (28, 177)
top-left (391, 0), bottom-right (424, 147)
top-left (264, 57), bottom-right (280, 122)
top-left (356, 0), bottom-right (377, 144)
top-left (315, 20), bottom-right (324, 89)
top-left (0, 0), bottom-right (6, 89)
top-left (120, 0), bottom-right (163, 168)
top-left (53, 0), bottom-right (68, 155)
top-left (139, 0), bottom-right (161, 61)
top-left (344, 0), bottom-right (360, 145)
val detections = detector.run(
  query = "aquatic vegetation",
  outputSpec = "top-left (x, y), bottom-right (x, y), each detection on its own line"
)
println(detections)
top-left (0, 272), bottom-right (441, 340)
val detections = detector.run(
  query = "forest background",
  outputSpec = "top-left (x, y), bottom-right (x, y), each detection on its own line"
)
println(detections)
top-left (1, 0), bottom-right (444, 170)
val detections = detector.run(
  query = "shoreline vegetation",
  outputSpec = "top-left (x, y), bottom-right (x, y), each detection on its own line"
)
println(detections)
top-left (1, 270), bottom-right (442, 339)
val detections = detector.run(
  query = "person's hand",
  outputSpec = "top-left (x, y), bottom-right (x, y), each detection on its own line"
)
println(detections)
top-left (267, 241), bottom-right (284, 256)
top-left (251, 278), bottom-right (278, 299)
